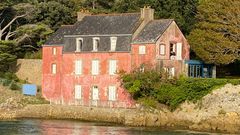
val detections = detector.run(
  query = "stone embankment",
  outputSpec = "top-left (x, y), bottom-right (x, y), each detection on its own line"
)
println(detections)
top-left (1, 84), bottom-right (240, 133)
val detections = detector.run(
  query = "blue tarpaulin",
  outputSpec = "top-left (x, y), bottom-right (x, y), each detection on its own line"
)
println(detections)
top-left (22, 84), bottom-right (37, 96)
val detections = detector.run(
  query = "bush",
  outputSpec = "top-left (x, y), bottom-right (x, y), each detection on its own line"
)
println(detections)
top-left (120, 69), bottom-right (240, 110)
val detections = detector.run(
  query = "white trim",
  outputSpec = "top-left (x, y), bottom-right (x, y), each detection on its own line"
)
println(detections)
top-left (93, 37), bottom-right (100, 51)
top-left (74, 85), bottom-right (82, 99)
top-left (76, 38), bottom-right (83, 52)
top-left (109, 60), bottom-right (117, 75)
top-left (75, 60), bottom-right (82, 75)
top-left (52, 63), bottom-right (57, 74)
top-left (139, 45), bottom-right (146, 54)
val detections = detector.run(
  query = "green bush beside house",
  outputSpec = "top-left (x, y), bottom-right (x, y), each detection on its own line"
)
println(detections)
top-left (119, 69), bottom-right (240, 110)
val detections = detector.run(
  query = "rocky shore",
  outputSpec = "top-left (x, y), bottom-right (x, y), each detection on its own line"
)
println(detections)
top-left (1, 84), bottom-right (240, 134)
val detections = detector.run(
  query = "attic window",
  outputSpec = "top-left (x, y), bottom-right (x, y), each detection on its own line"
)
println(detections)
top-left (110, 37), bottom-right (117, 51)
top-left (93, 37), bottom-right (100, 51)
top-left (76, 38), bottom-right (83, 52)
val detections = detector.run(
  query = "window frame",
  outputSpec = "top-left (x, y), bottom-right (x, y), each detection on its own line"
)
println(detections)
top-left (159, 44), bottom-right (165, 55)
top-left (91, 59), bottom-right (100, 75)
top-left (74, 85), bottom-right (82, 99)
top-left (109, 60), bottom-right (117, 75)
top-left (110, 37), bottom-right (117, 51)
top-left (93, 37), bottom-right (100, 51)
top-left (139, 45), bottom-right (146, 54)
top-left (52, 47), bottom-right (57, 55)
top-left (108, 85), bottom-right (116, 101)
top-left (76, 38), bottom-right (83, 52)
top-left (51, 63), bottom-right (57, 74)
top-left (75, 60), bottom-right (83, 75)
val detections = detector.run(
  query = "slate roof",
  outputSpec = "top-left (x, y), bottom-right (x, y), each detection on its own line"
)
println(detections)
top-left (70, 13), bottom-right (141, 35)
top-left (45, 25), bottom-right (73, 45)
top-left (133, 19), bottom-right (173, 43)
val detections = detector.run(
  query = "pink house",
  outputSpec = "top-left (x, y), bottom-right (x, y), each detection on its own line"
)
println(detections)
top-left (42, 7), bottom-right (190, 108)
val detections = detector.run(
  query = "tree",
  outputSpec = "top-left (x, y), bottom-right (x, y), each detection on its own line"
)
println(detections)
top-left (188, 0), bottom-right (240, 65)
top-left (31, 1), bottom-right (75, 30)
top-left (0, 41), bottom-right (19, 71)
top-left (112, 0), bottom-right (198, 34)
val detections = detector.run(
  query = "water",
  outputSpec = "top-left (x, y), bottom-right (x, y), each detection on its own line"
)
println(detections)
top-left (0, 119), bottom-right (219, 135)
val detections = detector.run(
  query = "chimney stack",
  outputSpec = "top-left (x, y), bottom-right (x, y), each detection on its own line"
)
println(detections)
top-left (133, 6), bottom-right (155, 39)
top-left (77, 10), bottom-right (91, 21)
top-left (140, 6), bottom-right (154, 22)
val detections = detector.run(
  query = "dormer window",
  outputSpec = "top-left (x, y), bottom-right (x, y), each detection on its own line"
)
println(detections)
top-left (110, 37), bottom-right (117, 51)
top-left (76, 38), bottom-right (83, 52)
top-left (93, 37), bottom-right (100, 51)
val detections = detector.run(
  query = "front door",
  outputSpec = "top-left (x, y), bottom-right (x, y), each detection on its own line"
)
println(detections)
top-left (92, 86), bottom-right (99, 100)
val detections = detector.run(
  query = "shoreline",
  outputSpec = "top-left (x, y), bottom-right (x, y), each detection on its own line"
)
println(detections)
top-left (1, 104), bottom-right (239, 134)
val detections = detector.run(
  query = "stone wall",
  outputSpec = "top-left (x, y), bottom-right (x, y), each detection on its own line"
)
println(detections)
top-left (12, 59), bottom-right (42, 86)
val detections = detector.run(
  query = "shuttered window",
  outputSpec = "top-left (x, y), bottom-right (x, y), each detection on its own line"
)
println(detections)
top-left (139, 46), bottom-right (146, 54)
top-left (109, 60), bottom-right (117, 75)
top-left (92, 60), bottom-right (99, 75)
top-left (75, 60), bottom-right (82, 75)
top-left (108, 86), bottom-right (116, 101)
top-left (52, 63), bottom-right (57, 74)
top-left (75, 85), bottom-right (82, 99)
top-left (176, 43), bottom-right (182, 60)
top-left (110, 37), bottom-right (117, 51)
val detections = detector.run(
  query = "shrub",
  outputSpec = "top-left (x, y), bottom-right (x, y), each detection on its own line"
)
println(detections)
top-left (120, 69), bottom-right (240, 110)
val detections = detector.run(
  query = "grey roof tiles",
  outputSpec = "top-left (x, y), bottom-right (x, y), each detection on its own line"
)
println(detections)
top-left (133, 20), bottom-right (173, 43)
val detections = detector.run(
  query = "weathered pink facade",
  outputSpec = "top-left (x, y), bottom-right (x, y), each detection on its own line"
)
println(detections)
top-left (42, 7), bottom-right (190, 108)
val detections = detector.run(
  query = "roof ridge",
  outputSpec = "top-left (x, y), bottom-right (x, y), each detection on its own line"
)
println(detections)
top-left (88, 12), bottom-right (140, 17)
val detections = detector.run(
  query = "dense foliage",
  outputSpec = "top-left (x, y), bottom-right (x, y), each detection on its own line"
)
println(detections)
top-left (120, 69), bottom-right (240, 109)
top-left (188, 0), bottom-right (240, 65)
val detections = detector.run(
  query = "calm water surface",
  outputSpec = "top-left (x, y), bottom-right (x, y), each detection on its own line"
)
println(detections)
top-left (0, 119), bottom-right (221, 135)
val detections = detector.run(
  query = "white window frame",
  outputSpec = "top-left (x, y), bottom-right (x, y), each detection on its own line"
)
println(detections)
top-left (108, 86), bottom-right (116, 101)
top-left (76, 38), bottom-right (83, 52)
top-left (109, 60), bottom-right (117, 75)
top-left (52, 47), bottom-right (57, 55)
top-left (75, 85), bottom-right (82, 99)
top-left (92, 86), bottom-right (99, 100)
top-left (176, 43), bottom-right (182, 60)
top-left (110, 37), bottom-right (117, 51)
top-left (160, 44), bottom-right (165, 55)
top-left (93, 37), bottom-right (100, 51)
top-left (51, 63), bottom-right (57, 74)
top-left (75, 60), bottom-right (82, 75)
top-left (92, 60), bottom-right (99, 75)
top-left (139, 45), bottom-right (146, 54)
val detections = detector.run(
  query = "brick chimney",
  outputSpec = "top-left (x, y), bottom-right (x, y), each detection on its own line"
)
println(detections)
top-left (140, 6), bottom-right (154, 22)
top-left (77, 10), bottom-right (91, 21)
top-left (133, 6), bottom-right (155, 40)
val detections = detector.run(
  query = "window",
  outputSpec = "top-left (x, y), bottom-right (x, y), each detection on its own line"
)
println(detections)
top-left (76, 38), bottom-right (83, 52)
top-left (92, 86), bottom-right (99, 100)
top-left (110, 37), bottom-right (117, 51)
top-left (109, 60), bottom-right (117, 75)
top-left (93, 37), bottom-right (100, 51)
top-left (92, 60), bottom-right (99, 75)
top-left (75, 85), bottom-right (82, 99)
top-left (51, 63), bottom-right (57, 74)
top-left (170, 43), bottom-right (176, 58)
top-left (108, 86), bottom-right (116, 101)
top-left (160, 44), bottom-right (165, 55)
top-left (52, 47), bottom-right (57, 55)
top-left (75, 60), bottom-right (82, 75)
top-left (139, 45), bottom-right (146, 54)
top-left (140, 64), bottom-right (145, 72)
